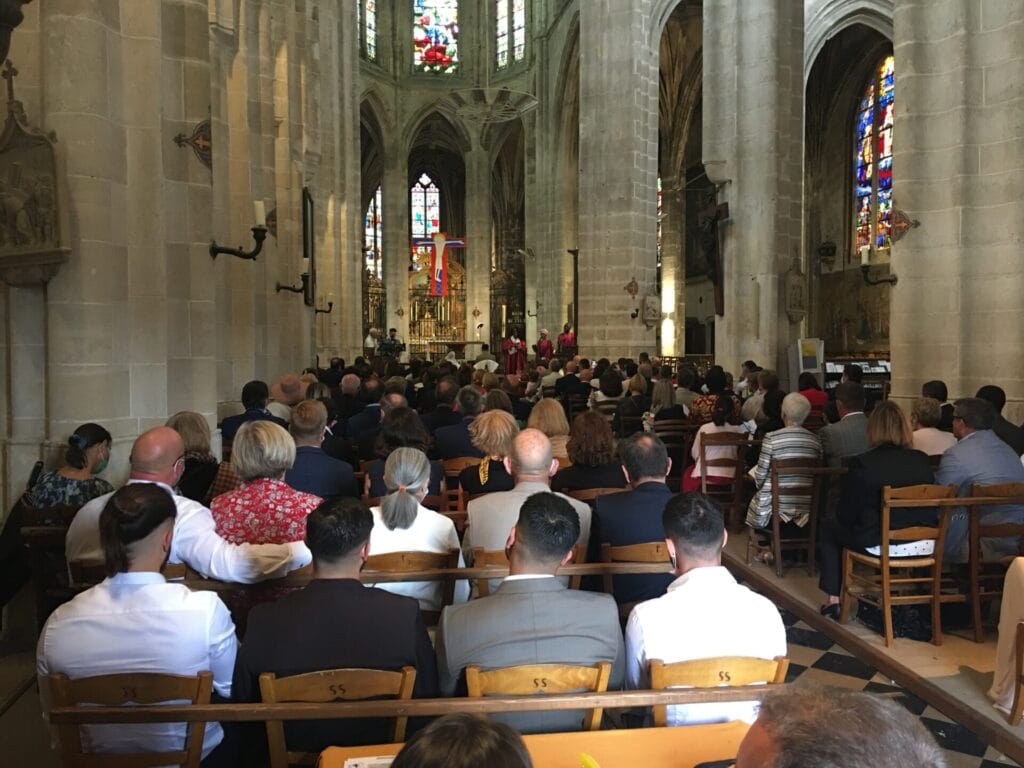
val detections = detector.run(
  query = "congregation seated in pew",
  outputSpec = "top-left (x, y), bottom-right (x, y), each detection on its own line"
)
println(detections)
top-left (29, 423), bottom-right (114, 508)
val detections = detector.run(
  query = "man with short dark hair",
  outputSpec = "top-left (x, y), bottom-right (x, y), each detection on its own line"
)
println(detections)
top-left (474, 343), bottom-right (496, 363)
top-left (436, 492), bottom-right (623, 733)
top-left (976, 385), bottom-right (1024, 455)
top-left (435, 385), bottom-right (485, 458)
top-left (590, 434), bottom-right (675, 604)
top-left (735, 685), bottom-right (946, 768)
top-left (357, 392), bottom-right (408, 461)
top-left (936, 397), bottom-right (1024, 561)
top-left (922, 379), bottom-right (954, 431)
top-left (220, 380), bottom-right (288, 442)
top-left (420, 376), bottom-right (462, 435)
top-left (285, 400), bottom-right (357, 499)
top-left (819, 382), bottom-right (868, 465)
top-left (344, 377), bottom-right (385, 438)
top-left (233, 498), bottom-right (438, 755)
top-left (626, 494), bottom-right (785, 726)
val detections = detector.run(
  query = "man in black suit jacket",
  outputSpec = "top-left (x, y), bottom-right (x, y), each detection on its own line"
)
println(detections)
top-left (344, 377), bottom-right (384, 439)
top-left (435, 385), bottom-right (485, 459)
top-left (232, 498), bottom-right (438, 759)
top-left (356, 393), bottom-right (408, 462)
top-left (977, 385), bottom-right (1024, 456)
top-left (420, 377), bottom-right (462, 435)
top-left (923, 380), bottom-right (954, 432)
top-left (285, 400), bottom-right (357, 498)
top-left (590, 433), bottom-right (675, 605)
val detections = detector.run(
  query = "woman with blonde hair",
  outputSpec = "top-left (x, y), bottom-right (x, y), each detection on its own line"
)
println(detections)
top-left (165, 411), bottom-right (232, 503)
top-left (211, 421), bottom-right (320, 545)
top-left (527, 397), bottom-right (571, 464)
top-left (459, 410), bottom-right (518, 494)
top-left (910, 396), bottom-right (957, 456)
top-left (368, 447), bottom-right (469, 610)
top-left (818, 400), bottom-right (934, 618)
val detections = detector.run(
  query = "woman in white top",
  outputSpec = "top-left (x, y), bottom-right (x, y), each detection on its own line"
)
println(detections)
top-left (910, 397), bottom-right (957, 456)
top-left (368, 447), bottom-right (469, 611)
top-left (682, 394), bottom-right (748, 493)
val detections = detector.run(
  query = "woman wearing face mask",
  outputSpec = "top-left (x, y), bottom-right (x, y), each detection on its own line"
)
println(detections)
top-left (29, 423), bottom-right (115, 507)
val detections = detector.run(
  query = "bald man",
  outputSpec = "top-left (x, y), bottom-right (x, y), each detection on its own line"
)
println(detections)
top-left (66, 427), bottom-right (310, 582)
top-left (462, 428), bottom-right (592, 579)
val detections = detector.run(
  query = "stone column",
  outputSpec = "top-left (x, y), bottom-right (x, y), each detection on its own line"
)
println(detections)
top-left (891, 0), bottom-right (1024, 418)
top-left (659, 174), bottom-right (686, 356)
top-left (464, 140), bottom-right (492, 349)
top-left (578, 0), bottom-right (658, 359)
top-left (703, 0), bottom-right (804, 379)
top-left (381, 155), bottom-right (409, 345)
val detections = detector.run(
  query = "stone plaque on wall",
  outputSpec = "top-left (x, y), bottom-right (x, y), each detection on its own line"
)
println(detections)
top-left (817, 269), bottom-right (891, 356)
top-left (0, 61), bottom-right (69, 286)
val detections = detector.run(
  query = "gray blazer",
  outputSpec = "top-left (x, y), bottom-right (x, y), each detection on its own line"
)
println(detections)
top-left (435, 577), bottom-right (625, 733)
top-left (818, 412), bottom-right (868, 464)
top-left (936, 429), bottom-right (1024, 561)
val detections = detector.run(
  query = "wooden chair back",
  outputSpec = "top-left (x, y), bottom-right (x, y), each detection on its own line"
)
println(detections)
top-left (599, 541), bottom-right (671, 599)
top-left (802, 413), bottom-right (827, 433)
top-left (698, 431), bottom-right (751, 530)
top-left (465, 661), bottom-right (612, 731)
top-left (653, 419), bottom-right (697, 474)
top-left (566, 487), bottom-right (626, 505)
top-left (648, 656), bottom-right (788, 727)
top-left (69, 561), bottom-right (191, 586)
top-left (361, 494), bottom-right (447, 513)
top-left (49, 671), bottom-right (212, 768)
top-left (541, 385), bottom-right (557, 399)
top-left (443, 456), bottom-right (483, 484)
top-left (20, 503), bottom-right (80, 629)
top-left (752, 459), bottom-right (827, 577)
top-left (839, 484), bottom-right (958, 647)
top-left (259, 667), bottom-right (416, 767)
top-left (968, 483), bottom-right (1024, 642)
top-left (617, 415), bottom-right (644, 438)
top-left (592, 400), bottom-right (618, 425)
top-left (566, 393), bottom-right (589, 420)
top-left (363, 549), bottom-right (460, 622)
top-left (471, 545), bottom-right (585, 596)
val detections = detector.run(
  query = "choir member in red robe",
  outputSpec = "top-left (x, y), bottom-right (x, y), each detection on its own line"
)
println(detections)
top-left (502, 332), bottom-right (527, 375)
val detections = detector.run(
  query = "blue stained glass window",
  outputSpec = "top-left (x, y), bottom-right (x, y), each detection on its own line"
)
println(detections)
top-left (411, 173), bottom-right (440, 238)
top-left (364, 186), bottom-right (383, 280)
top-left (853, 55), bottom-right (895, 255)
top-left (414, 1), bottom-right (459, 74)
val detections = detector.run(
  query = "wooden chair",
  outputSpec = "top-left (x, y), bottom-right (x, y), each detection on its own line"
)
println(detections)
top-left (802, 412), bottom-right (826, 433)
top-left (471, 544), bottom-right (586, 596)
top-left (653, 419), bottom-right (697, 475)
top-left (465, 661), bottom-right (612, 731)
top-left (599, 541), bottom-right (672, 621)
top-left (592, 400), bottom-right (618, 426)
top-left (698, 432), bottom-right (751, 531)
top-left (839, 484), bottom-right (959, 647)
top-left (361, 494), bottom-right (447, 513)
top-left (69, 561), bottom-right (191, 586)
top-left (926, 453), bottom-right (943, 468)
top-left (968, 483), bottom-right (1024, 642)
top-left (20, 504), bottom-right (80, 629)
top-left (566, 393), bottom-right (589, 420)
top-left (259, 667), bottom-right (417, 767)
top-left (541, 385), bottom-right (557, 399)
top-left (49, 671), bottom-right (212, 768)
top-left (648, 656), bottom-right (789, 727)
top-left (363, 549), bottom-right (460, 624)
top-left (566, 487), bottom-right (626, 505)
top-left (617, 414), bottom-right (644, 438)
top-left (443, 456), bottom-right (483, 488)
top-left (746, 459), bottom-right (827, 578)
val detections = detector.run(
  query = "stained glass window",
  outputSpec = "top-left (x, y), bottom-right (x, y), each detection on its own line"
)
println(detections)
top-left (358, 0), bottom-right (377, 60)
top-left (854, 55), bottom-right (895, 256)
top-left (364, 186), bottom-right (383, 280)
top-left (411, 173), bottom-right (441, 272)
top-left (414, 1), bottom-right (459, 74)
top-left (496, 0), bottom-right (526, 69)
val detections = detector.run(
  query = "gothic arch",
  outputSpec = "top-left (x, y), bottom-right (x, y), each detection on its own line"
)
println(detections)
top-left (401, 104), bottom-right (473, 159)
top-left (360, 97), bottom-right (386, 211)
top-left (804, 0), bottom-right (894, 82)
top-left (651, 0), bottom-right (693, 48)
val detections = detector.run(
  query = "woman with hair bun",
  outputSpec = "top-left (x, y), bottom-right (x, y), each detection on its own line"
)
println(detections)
top-left (367, 447), bottom-right (469, 611)
top-left (29, 423), bottom-right (114, 507)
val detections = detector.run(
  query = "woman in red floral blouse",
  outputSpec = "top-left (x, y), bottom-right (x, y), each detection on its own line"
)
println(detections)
top-left (211, 420), bottom-right (321, 545)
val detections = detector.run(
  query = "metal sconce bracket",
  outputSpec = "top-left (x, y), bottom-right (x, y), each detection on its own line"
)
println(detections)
top-left (210, 226), bottom-right (268, 260)
top-left (315, 301), bottom-right (333, 315)
top-left (861, 264), bottom-right (898, 286)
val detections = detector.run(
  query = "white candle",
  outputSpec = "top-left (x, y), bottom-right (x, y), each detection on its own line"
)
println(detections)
top-left (860, 245), bottom-right (870, 266)
top-left (302, 257), bottom-right (310, 275)
top-left (253, 200), bottom-right (266, 227)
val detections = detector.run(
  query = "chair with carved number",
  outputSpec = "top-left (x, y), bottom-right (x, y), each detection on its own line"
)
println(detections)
top-left (648, 656), bottom-right (789, 727)
top-left (600, 541), bottom-right (673, 621)
top-left (363, 549), bottom-right (460, 625)
top-left (465, 661), bottom-right (612, 731)
top-left (259, 667), bottom-right (417, 768)
top-left (49, 671), bottom-right (212, 768)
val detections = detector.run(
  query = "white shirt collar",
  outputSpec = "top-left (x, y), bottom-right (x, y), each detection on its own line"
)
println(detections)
top-left (107, 571), bottom-right (167, 585)
top-left (666, 564), bottom-right (735, 592)
top-left (126, 479), bottom-right (177, 496)
top-left (503, 574), bottom-right (556, 582)
top-left (840, 411), bottom-right (865, 420)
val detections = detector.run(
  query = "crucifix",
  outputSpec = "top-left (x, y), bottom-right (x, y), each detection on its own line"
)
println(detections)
top-left (2, 59), bottom-right (17, 106)
top-left (696, 189), bottom-right (729, 316)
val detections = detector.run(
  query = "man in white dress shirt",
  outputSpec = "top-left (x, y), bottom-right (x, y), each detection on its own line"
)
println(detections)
top-left (625, 492), bottom-right (786, 726)
top-left (65, 426), bottom-right (310, 581)
top-left (38, 484), bottom-right (238, 764)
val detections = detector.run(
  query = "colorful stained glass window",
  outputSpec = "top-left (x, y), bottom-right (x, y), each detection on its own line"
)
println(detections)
top-left (656, 176), bottom-right (663, 266)
top-left (854, 55), bottom-right (895, 256)
top-left (496, 0), bottom-right (526, 69)
top-left (364, 186), bottom-right (383, 280)
top-left (411, 173), bottom-right (440, 238)
top-left (414, 1), bottom-right (459, 74)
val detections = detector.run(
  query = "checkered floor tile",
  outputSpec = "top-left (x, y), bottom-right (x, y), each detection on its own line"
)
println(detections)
top-left (778, 607), bottom-right (1018, 767)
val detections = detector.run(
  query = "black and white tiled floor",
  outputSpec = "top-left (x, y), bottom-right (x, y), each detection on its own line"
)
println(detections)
top-left (778, 607), bottom-right (1017, 768)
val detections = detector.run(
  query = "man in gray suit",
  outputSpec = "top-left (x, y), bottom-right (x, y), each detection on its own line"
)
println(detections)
top-left (463, 428), bottom-right (592, 561)
top-left (937, 397), bottom-right (1024, 562)
top-left (819, 382), bottom-right (868, 466)
top-left (436, 492), bottom-right (624, 733)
